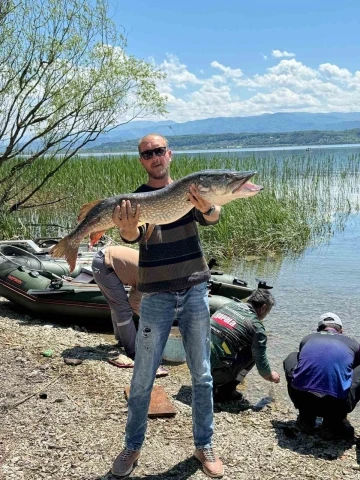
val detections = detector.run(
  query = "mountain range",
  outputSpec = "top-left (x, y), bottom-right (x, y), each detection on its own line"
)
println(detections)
top-left (89, 112), bottom-right (360, 149)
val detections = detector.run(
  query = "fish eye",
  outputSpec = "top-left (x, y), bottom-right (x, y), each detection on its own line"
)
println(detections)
top-left (199, 176), bottom-right (208, 185)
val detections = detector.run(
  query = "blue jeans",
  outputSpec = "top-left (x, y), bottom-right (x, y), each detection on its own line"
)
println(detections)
top-left (125, 282), bottom-right (213, 450)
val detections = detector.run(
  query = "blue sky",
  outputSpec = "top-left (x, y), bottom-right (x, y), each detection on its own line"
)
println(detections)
top-left (110, 0), bottom-right (360, 122)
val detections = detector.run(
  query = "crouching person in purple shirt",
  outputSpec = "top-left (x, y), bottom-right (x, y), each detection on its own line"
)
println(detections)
top-left (284, 312), bottom-right (360, 439)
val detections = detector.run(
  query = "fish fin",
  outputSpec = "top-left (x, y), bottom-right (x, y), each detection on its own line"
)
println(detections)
top-left (77, 200), bottom-right (102, 222)
top-left (144, 224), bottom-right (155, 241)
top-left (50, 236), bottom-right (80, 273)
top-left (90, 231), bottom-right (106, 246)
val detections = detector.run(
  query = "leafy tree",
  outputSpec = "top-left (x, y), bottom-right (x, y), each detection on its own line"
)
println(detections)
top-left (0, 0), bottom-right (166, 213)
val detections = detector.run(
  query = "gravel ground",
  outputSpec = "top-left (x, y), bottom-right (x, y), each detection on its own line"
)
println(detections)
top-left (1, 297), bottom-right (360, 480)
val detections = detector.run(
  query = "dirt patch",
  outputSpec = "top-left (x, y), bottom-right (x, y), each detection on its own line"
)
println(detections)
top-left (1, 297), bottom-right (360, 479)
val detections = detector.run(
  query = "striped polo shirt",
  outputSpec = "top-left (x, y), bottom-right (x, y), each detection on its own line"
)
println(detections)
top-left (134, 184), bottom-right (217, 293)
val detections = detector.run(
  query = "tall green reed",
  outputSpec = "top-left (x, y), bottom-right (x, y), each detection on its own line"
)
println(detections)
top-left (1, 152), bottom-right (359, 260)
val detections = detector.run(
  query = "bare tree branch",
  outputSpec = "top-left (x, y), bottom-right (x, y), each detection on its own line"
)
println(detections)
top-left (11, 195), bottom-right (72, 210)
top-left (0, 0), bottom-right (167, 213)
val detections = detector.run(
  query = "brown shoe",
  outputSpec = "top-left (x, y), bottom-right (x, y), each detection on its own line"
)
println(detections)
top-left (194, 447), bottom-right (224, 478)
top-left (111, 448), bottom-right (140, 477)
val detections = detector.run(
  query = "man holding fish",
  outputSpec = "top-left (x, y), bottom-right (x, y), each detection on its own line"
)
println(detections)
top-left (110, 134), bottom-right (261, 478)
top-left (51, 133), bottom-right (262, 478)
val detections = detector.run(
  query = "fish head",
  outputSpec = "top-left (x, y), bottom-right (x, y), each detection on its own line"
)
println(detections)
top-left (194, 170), bottom-right (263, 206)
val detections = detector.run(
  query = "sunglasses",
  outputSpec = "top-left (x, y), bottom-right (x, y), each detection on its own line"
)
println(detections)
top-left (139, 146), bottom-right (167, 160)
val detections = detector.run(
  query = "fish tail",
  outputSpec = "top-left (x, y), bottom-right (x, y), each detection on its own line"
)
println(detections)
top-left (50, 236), bottom-right (80, 272)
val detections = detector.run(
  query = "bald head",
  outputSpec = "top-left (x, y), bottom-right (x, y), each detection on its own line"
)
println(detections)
top-left (138, 133), bottom-right (168, 154)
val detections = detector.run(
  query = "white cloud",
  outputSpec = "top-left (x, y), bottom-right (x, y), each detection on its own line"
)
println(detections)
top-left (155, 54), bottom-right (203, 94)
top-left (149, 54), bottom-right (360, 122)
top-left (272, 49), bottom-right (296, 58)
top-left (210, 61), bottom-right (243, 79)
top-left (319, 63), bottom-right (352, 81)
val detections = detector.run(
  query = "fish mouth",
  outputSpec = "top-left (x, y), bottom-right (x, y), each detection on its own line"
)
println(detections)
top-left (230, 171), bottom-right (257, 194)
top-left (237, 181), bottom-right (264, 195)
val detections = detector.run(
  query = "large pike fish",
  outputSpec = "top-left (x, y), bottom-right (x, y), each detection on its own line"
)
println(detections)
top-left (51, 169), bottom-right (262, 271)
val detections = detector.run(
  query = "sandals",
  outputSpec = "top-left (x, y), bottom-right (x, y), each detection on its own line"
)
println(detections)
top-left (155, 365), bottom-right (169, 378)
top-left (107, 354), bottom-right (169, 378)
top-left (107, 354), bottom-right (134, 368)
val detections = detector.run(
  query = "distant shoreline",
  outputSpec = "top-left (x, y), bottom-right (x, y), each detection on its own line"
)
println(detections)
top-left (79, 142), bottom-right (360, 156)
top-left (83, 127), bottom-right (360, 154)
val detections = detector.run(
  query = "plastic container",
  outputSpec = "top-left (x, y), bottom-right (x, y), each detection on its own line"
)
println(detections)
top-left (162, 327), bottom-right (186, 363)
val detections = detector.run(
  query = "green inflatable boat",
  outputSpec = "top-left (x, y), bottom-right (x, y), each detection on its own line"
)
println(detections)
top-left (0, 241), bottom-right (254, 329)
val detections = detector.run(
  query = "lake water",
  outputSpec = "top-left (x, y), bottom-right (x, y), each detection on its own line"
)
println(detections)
top-left (81, 143), bottom-right (360, 158)
top-left (235, 212), bottom-right (360, 424)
